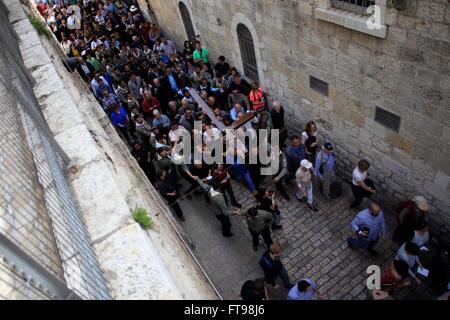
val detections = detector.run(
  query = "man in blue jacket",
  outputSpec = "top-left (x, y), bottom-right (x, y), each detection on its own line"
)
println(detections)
top-left (285, 135), bottom-right (307, 183)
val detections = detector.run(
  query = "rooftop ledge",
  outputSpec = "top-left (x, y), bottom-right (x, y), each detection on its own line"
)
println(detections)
top-left (315, 7), bottom-right (387, 39)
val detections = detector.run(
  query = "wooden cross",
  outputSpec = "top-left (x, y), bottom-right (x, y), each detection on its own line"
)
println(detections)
top-left (188, 88), bottom-right (255, 131)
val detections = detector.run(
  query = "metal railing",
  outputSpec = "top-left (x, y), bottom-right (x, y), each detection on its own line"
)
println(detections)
top-left (331, 0), bottom-right (376, 15)
top-left (0, 0), bottom-right (111, 300)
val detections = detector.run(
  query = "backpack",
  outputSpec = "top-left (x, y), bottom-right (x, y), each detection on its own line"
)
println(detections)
top-left (329, 181), bottom-right (343, 199)
top-left (240, 280), bottom-right (254, 299)
top-left (259, 255), bottom-right (273, 270)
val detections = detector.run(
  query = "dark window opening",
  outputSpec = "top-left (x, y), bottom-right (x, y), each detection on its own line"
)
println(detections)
top-left (331, 0), bottom-right (376, 15)
top-left (237, 23), bottom-right (258, 82)
top-left (310, 76), bottom-right (329, 97)
top-left (375, 106), bottom-right (401, 132)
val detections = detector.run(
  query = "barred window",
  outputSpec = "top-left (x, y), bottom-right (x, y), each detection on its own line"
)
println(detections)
top-left (179, 2), bottom-right (196, 43)
top-left (375, 107), bottom-right (401, 132)
top-left (331, 0), bottom-right (375, 15)
top-left (237, 23), bottom-right (258, 82)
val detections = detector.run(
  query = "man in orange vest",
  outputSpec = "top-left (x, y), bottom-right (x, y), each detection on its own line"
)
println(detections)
top-left (249, 82), bottom-right (266, 111)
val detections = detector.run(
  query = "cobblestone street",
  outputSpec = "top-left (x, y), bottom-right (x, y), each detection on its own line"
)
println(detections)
top-left (177, 176), bottom-right (435, 300)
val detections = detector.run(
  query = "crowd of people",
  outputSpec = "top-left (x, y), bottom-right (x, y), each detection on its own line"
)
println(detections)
top-left (35, 0), bottom-right (449, 301)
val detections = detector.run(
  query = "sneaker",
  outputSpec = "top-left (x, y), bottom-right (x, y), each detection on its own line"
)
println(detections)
top-left (308, 205), bottom-right (319, 212)
top-left (367, 249), bottom-right (378, 256)
top-left (178, 215), bottom-right (186, 222)
top-left (296, 196), bottom-right (305, 202)
top-left (271, 224), bottom-right (283, 230)
top-left (223, 232), bottom-right (234, 238)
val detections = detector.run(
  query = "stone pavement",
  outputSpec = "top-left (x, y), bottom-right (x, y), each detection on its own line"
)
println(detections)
top-left (175, 175), bottom-right (436, 300)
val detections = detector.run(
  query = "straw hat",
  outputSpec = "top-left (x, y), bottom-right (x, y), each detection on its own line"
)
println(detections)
top-left (414, 195), bottom-right (429, 211)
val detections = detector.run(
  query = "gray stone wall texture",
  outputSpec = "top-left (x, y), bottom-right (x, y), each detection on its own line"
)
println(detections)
top-left (147, 0), bottom-right (450, 234)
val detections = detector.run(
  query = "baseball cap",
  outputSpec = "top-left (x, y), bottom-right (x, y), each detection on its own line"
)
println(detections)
top-left (300, 159), bottom-right (313, 169)
top-left (130, 5), bottom-right (138, 12)
top-left (324, 142), bottom-right (333, 151)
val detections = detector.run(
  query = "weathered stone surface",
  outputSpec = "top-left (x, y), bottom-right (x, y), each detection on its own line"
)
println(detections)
top-left (95, 223), bottom-right (182, 300)
top-left (9, 0), bottom-right (218, 300)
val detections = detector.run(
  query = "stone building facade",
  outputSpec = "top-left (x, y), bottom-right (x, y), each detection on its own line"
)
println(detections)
top-left (146, 0), bottom-right (450, 233)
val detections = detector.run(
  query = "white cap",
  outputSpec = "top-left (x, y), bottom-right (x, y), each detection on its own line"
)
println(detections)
top-left (300, 159), bottom-right (312, 169)
top-left (130, 5), bottom-right (138, 12)
top-left (153, 109), bottom-right (159, 116)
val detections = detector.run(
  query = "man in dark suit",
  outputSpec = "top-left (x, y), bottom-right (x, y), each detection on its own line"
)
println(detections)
top-left (160, 66), bottom-right (181, 103)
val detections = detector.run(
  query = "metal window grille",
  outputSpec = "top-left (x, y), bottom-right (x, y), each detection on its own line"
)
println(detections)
top-left (310, 76), bottom-right (329, 97)
top-left (375, 107), bottom-right (401, 132)
top-left (331, 0), bottom-right (376, 15)
top-left (179, 2), bottom-right (196, 43)
top-left (0, 0), bottom-right (110, 300)
top-left (237, 23), bottom-right (259, 82)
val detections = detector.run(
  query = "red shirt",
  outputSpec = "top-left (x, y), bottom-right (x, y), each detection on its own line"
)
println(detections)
top-left (37, 3), bottom-right (49, 16)
top-left (142, 96), bottom-right (160, 114)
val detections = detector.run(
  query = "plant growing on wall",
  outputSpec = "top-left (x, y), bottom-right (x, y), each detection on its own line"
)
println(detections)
top-left (28, 15), bottom-right (51, 39)
top-left (132, 207), bottom-right (154, 229)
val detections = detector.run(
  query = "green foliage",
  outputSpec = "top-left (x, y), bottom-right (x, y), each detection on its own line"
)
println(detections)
top-left (132, 207), bottom-right (153, 229)
top-left (28, 15), bottom-right (51, 39)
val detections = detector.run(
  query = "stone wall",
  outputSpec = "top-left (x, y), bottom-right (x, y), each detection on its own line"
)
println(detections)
top-left (8, 0), bottom-right (219, 299)
top-left (147, 0), bottom-right (450, 234)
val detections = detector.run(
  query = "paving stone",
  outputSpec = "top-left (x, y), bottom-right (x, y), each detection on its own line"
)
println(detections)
top-left (176, 177), bottom-right (437, 299)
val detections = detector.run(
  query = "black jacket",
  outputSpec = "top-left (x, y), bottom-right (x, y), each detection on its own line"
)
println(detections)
top-left (259, 251), bottom-right (284, 286)
top-left (161, 72), bottom-right (181, 94)
top-left (271, 106), bottom-right (285, 129)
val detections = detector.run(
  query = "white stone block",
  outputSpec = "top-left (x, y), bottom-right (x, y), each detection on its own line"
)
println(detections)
top-left (95, 223), bottom-right (182, 300)
top-left (433, 171), bottom-right (450, 190)
top-left (71, 160), bottom-right (132, 241)
top-left (54, 123), bottom-right (101, 167)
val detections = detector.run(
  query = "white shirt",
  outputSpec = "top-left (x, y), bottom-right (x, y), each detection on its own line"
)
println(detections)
top-left (203, 127), bottom-right (221, 146)
top-left (91, 39), bottom-right (103, 50)
top-left (352, 167), bottom-right (367, 186)
top-left (67, 15), bottom-right (76, 29)
top-left (411, 231), bottom-right (429, 247)
top-left (395, 243), bottom-right (421, 277)
top-left (169, 126), bottom-right (188, 143)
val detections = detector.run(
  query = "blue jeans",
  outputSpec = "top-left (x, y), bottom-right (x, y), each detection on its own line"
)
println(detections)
top-left (347, 235), bottom-right (379, 251)
top-left (242, 172), bottom-right (256, 193)
top-left (231, 165), bottom-right (256, 193)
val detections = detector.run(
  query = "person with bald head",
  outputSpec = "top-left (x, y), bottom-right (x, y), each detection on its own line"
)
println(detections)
top-left (348, 201), bottom-right (386, 255)
top-left (151, 77), bottom-right (168, 107)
